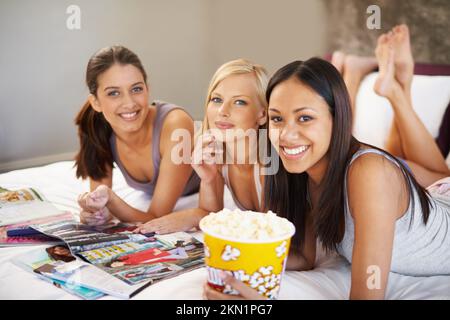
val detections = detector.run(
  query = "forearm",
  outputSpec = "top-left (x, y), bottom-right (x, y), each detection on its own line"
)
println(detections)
top-left (349, 265), bottom-right (388, 300)
top-left (199, 180), bottom-right (223, 213)
top-left (89, 168), bottom-right (112, 191)
top-left (349, 285), bottom-right (386, 300)
top-left (174, 207), bottom-right (209, 228)
top-left (106, 190), bottom-right (156, 223)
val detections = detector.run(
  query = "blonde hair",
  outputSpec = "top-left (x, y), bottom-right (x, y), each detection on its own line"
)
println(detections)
top-left (201, 59), bottom-right (269, 133)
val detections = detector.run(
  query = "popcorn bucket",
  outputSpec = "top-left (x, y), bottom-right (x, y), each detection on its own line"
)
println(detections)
top-left (199, 213), bottom-right (295, 300)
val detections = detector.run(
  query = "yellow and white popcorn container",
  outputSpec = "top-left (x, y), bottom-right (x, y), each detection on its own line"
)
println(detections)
top-left (199, 209), bottom-right (295, 300)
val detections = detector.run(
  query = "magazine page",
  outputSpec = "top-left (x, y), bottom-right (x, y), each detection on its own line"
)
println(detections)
top-left (0, 187), bottom-right (62, 226)
top-left (31, 220), bottom-right (147, 254)
top-left (31, 220), bottom-right (205, 297)
top-left (30, 258), bottom-right (148, 299)
top-left (12, 246), bottom-right (105, 300)
top-left (80, 232), bottom-right (205, 286)
top-left (0, 212), bottom-right (75, 247)
top-left (0, 187), bottom-right (44, 207)
top-left (12, 244), bottom-right (145, 299)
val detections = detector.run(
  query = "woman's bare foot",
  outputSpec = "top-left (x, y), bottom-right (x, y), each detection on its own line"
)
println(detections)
top-left (374, 33), bottom-right (401, 99)
top-left (338, 53), bottom-right (377, 115)
top-left (392, 24), bottom-right (414, 92)
top-left (343, 54), bottom-right (378, 80)
top-left (331, 51), bottom-right (346, 74)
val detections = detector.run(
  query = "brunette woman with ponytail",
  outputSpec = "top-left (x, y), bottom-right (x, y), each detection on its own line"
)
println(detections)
top-left (75, 46), bottom-right (199, 225)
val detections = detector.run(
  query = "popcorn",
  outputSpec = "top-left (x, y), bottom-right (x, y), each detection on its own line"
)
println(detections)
top-left (200, 208), bottom-right (293, 241)
top-left (201, 208), bottom-right (295, 299)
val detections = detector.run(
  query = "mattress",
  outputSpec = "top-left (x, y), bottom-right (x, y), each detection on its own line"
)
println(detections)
top-left (0, 161), bottom-right (449, 300)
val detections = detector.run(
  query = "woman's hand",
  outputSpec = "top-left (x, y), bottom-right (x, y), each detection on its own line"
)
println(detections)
top-left (77, 185), bottom-right (111, 213)
top-left (80, 207), bottom-right (113, 226)
top-left (78, 185), bottom-right (113, 226)
top-left (133, 213), bottom-right (191, 235)
top-left (133, 209), bottom-right (206, 235)
top-left (191, 133), bottom-right (223, 184)
top-left (203, 272), bottom-right (267, 300)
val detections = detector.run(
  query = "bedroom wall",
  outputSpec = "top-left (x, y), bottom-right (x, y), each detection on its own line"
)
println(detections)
top-left (0, 0), bottom-right (328, 172)
top-left (324, 0), bottom-right (450, 64)
top-left (0, 0), bottom-right (214, 172)
top-left (1, 1), bottom-right (448, 172)
top-left (208, 0), bottom-right (327, 76)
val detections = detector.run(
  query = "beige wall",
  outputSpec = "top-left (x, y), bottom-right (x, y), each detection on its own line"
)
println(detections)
top-left (2, 1), bottom-right (449, 172)
top-left (0, 0), bottom-right (215, 171)
top-left (0, 0), bottom-right (328, 172)
top-left (210, 0), bottom-right (327, 75)
top-left (324, 0), bottom-right (450, 64)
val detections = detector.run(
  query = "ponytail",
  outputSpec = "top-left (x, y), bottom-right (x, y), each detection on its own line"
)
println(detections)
top-left (74, 100), bottom-right (113, 180)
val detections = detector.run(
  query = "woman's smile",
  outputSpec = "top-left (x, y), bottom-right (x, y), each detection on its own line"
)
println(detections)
top-left (118, 109), bottom-right (141, 122)
top-left (280, 144), bottom-right (310, 160)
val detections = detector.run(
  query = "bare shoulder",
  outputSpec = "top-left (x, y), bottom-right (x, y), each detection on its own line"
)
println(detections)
top-left (159, 107), bottom-right (195, 156)
top-left (161, 107), bottom-right (194, 133)
top-left (347, 152), bottom-right (409, 220)
top-left (348, 152), bottom-right (404, 183)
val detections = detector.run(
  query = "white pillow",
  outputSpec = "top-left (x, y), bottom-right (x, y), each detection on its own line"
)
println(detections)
top-left (353, 73), bottom-right (450, 151)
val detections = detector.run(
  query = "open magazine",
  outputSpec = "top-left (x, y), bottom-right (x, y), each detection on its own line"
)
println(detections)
top-left (0, 212), bottom-right (75, 247)
top-left (0, 186), bottom-right (74, 246)
top-left (0, 187), bottom-right (62, 226)
top-left (13, 246), bottom-right (105, 300)
top-left (20, 220), bottom-right (204, 299)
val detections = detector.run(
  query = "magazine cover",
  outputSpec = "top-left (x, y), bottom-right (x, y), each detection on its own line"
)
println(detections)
top-left (30, 220), bottom-right (205, 298)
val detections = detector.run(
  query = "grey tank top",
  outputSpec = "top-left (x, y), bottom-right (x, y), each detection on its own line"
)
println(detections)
top-left (338, 148), bottom-right (450, 276)
top-left (221, 163), bottom-right (262, 211)
top-left (110, 101), bottom-right (200, 196)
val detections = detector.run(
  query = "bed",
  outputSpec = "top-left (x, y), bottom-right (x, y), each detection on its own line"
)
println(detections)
top-left (1, 70), bottom-right (449, 300)
top-left (1, 161), bottom-right (449, 300)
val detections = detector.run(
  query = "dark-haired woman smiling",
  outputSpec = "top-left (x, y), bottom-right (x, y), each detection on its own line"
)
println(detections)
top-left (204, 54), bottom-right (450, 300)
top-left (75, 46), bottom-right (199, 225)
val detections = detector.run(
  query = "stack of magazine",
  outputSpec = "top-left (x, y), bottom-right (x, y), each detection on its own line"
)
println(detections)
top-left (0, 186), bottom-right (74, 246)
top-left (13, 220), bottom-right (205, 299)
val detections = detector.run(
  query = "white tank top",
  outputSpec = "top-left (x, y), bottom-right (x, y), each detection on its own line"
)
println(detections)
top-left (338, 148), bottom-right (450, 276)
top-left (221, 163), bottom-right (262, 211)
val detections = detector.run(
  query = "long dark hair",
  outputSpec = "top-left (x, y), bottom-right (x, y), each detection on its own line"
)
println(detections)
top-left (264, 58), bottom-right (431, 252)
top-left (74, 46), bottom-right (147, 180)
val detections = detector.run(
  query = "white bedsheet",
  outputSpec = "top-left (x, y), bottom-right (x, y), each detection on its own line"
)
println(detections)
top-left (0, 161), bottom-right (449, 300)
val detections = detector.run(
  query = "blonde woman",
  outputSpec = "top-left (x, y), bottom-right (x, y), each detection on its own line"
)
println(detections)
top-left (134, 59), bottom-right (269, 234)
